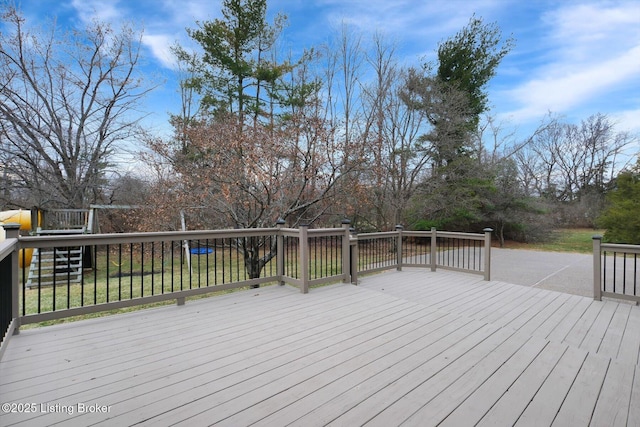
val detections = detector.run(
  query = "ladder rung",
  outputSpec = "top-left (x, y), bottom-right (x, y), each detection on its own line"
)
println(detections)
top-left (31, 257), bottom-right (83, 263)
top-left (27, 240), bottom-right (84, 287)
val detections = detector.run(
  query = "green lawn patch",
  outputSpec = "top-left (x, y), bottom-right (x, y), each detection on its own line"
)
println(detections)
top-left (503, 228), bottom-right (604, 253)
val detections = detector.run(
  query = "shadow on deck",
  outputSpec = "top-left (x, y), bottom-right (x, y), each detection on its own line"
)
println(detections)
top-left (1, 269), bottom-right (639, 426)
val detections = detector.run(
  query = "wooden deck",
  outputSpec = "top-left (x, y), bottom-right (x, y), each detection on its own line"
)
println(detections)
top-left (1, 269), bottom-right (639, 426)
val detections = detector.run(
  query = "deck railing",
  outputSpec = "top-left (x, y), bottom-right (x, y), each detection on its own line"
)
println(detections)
top-left (593, 236), bottom-right (640, 304)
top-left (279, 223), bottom-right (350, 293)
top-left (0, 222), bottom-right (491, 356)
top-left (352, 227), bottom-right (492, 283)
top-left (17, 228), bottom-right (287, 325)
top-left (0, 224), bottom-right (19, 361)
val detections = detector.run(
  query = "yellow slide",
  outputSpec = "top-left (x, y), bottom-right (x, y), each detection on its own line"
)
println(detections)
top-left (0, 209), bottom-right (36, 267)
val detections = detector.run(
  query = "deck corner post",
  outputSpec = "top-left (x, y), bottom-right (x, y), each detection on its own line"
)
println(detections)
top-left (276, 218), bottom-right (286, 285)
top-left (483, 228), bottom-right (493, 281)
top-left (593, 235), bottom-right (602, 301)
top-left (430, 227), bottom-right (437, 272)
top-left (342, 220), bottom-right (351, 283)
top-left (349, 229), bottom-right (358, 285)
top-left (395, 225), bottom-right (404, 271)
top-left (3, 224), bottom-right (21, 336)
top-left (299, 224), bottom-right (309, 294)
top-left (7, 225), bottom-right (21, 332)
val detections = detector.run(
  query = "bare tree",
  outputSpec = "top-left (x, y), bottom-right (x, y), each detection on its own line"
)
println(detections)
top-left (514, 113), bottom-right (635, 226)
top-left (355, 34), bottom-right (432, 230)
top-left (314, 24), bottom-right (370, 225)
top-left (146, 109), bottom-right (347, 278)
top-left (519, 114), bottom-right (633, 198)
top-left (0, 6), bottom-right (155, 209)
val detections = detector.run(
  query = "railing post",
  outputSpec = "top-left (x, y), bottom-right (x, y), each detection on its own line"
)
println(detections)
top-left (341, 219), bottom-right (351, 283)
top-left (593, 235), bottom-right (602, 301)
top-left (350, 228), bottom-right (358, 285)
top-left (430, 227), bottom-right (437, 272)
top-left (396, 225), bottom-right (404, 271)
top-left (299, 223), bottom-right (309, 294)
top-left (276, 218), bottom-right (286, 286)
top-left (483, 228), bottom-right (493, 281)
top-left (4, 224), bottom-right (21, 335)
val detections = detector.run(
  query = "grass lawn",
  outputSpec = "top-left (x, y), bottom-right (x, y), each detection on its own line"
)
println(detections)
top-left (502, 228), bottom-right (604, 254)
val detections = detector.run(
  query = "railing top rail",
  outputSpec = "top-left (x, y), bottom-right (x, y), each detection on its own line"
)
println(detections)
top-left (358, 231), bottom-right (398, 238)
top-left (436, 231), bottom-right (485, 240)
top-left (400, 231), bottom-right (431, 237)
top-left (600, 242), bottom-right (640, 254)
top-left (0, 238), bottom-right (18, 261)
top-left (307, 228), bottom-right (345, 237)
top-left (355, 230), bottom-right (486, 240)
top-left (19, 227), bottom-right (282, 248)
top-left (280, 228), bottom-right (300, 237)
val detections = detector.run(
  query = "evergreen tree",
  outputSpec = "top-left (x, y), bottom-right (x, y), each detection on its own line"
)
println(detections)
top-left (436, 15), bottom-right (514, 128)
top-left (177, 0), bottom-right (290, 124)
top-left (433, 15), bottom-right (514, 166)
top-left (598, 163), bottom-right (640, 243)
top-left (403, 16), bottom-right (513, 231)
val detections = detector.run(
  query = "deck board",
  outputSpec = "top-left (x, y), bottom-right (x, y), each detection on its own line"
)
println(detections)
top-left (579, 301), bottom-right (619, 353)
top-left (210, 314), bottom-right (465, 427)
top-left (618, 304), bottom-right (640, 365)
top-left (287, 319), bottom-right (485, 427)
top-left (3, 286), bottom-right (385, 389)
top-left (590, 360), bottom-right (636, 426)
top-left (474, 341), bottom-right (569, 426)
top-left (513, 291), bottom-right (572, 336)
top-left (629, 367), bottom-right (640, 425)
top-left (545, 296), bottom-right (594, 343)
top-left (156, 305), bottom-right (448, 426)
top-left (408, 336), bottom-right (549, 426)
top-left (534, 294), bottom-right (587, 339)
top-left (107, 300), bottom-right (442, 426)
top-left (327, 323), bottom-right (507, 426)
top-left (514, 345), bottom-right (588, 426)
top-left (7, 292), bottom-right (405, 399)
top-left (551, 352), bottom-right (610, 426)
top-left (247, 315), bottom-right (474, 427)
top-left (1, 269), bottom-right (639, 426)
top-left (8, 291), bottom-right (428, 425)
top-left (593, 302), bottom-right (631, 359)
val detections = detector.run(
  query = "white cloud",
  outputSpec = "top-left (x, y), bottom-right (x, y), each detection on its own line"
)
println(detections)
top-left (612, 109), bottom-right (640, 136)
top-left (143, 34), bottom-right (178, 69)
top-left (67, 0), bottom-right (210, 69)
top-left (159, 0), bottom-right (218, 25)
top-left (545, 2), bottom-right (640, 48)
top-left (318, 0), bottom-right (504, 41)
top-left (503, 1), bottom-right (640, 123)
top-left (71, 0), bottom-right (123, 23)
top-left (505, 45), bottom-right (640, 121)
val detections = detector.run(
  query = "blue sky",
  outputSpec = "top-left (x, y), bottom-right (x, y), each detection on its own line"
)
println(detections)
top-left (18, 0), bottom-right (640, 147)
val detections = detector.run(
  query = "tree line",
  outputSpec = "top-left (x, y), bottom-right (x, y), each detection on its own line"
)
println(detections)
top-left (1, 0), bottom-right (637, 262)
